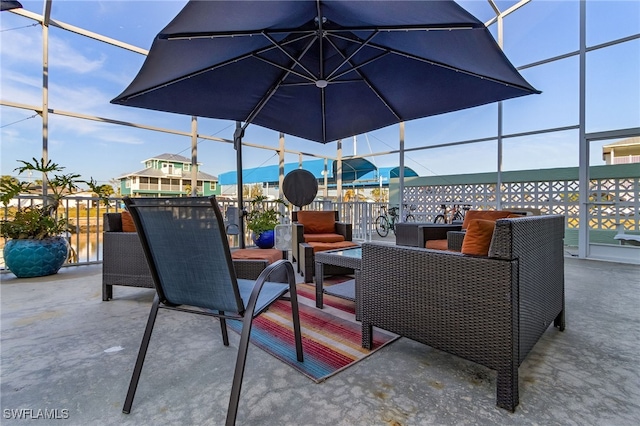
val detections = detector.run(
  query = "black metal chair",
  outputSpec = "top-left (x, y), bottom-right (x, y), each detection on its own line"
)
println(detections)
top-left (121, 196), bottom-right (303, 426)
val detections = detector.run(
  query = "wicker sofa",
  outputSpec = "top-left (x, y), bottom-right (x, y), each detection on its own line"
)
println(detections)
top-left (361, 214), bottom-right (566, 412)
top-left (102, 212), bottom-right (284, 301)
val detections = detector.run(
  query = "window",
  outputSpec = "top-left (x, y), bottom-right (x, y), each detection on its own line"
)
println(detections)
top-left (210, 181), bottom-right (216, 190)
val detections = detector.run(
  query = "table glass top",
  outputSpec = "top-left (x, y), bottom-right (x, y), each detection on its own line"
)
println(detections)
top-left (330, 247), bottom-right (361, 258)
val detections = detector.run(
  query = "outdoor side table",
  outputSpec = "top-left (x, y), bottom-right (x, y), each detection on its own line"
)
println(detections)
top-left (314, 246), bottom-right (362, 321)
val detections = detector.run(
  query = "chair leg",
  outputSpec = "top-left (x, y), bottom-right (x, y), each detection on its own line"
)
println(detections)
top-left (226, 314), bottom-right (255, 426)
top-left (496, 365), bottom-right (518, 412)
top-left (362, 321), bottom-right (373, 350)
top-left (219, 316), bottom-right (230, 346)
top-left (554, 309), bottom-right (565, 331)
top-left (103, 283), bottom-right (112, 301)
top-left (288, 280), bottom-right (304, 362)
top-left (123, 295), bottom-right (160, 414)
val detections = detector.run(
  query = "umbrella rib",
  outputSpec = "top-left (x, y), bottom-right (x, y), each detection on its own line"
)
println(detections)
top-left (328, 52), bottom-right (390, 82)
top-left (381, 42), bottom-right (536, 92)
top-left (316, 0), bottom-right (327, 141)
top-left (262, 32), bottom-right (317, 80)
top-left (160, 29), bottom-right (317, 40)
top-left (323, 23), bottom-right (479, 33)
top-left (120, 33), bottom-right (314, 101)
top-left (325, 31), bottom-right (379, 81)
top-left (158, 24), bottom-right (478, 41)
top-left (244, 35), bottom-right (319, 126)
top-left (324, 36), bottom-right (402, 121)
top-left (331, 31), bottom-right (536, 93)
top-left (252, 55), bottom-right (316, 83)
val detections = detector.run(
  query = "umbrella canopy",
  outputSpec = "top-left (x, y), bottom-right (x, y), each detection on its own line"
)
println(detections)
top-left (111, 0), bottom-right (538, 144)
top-left (111, 0), bottom-right (539, 247)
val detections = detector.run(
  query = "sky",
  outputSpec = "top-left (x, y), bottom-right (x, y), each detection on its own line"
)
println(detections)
top-left (1, 0), bottom-right (638, 194)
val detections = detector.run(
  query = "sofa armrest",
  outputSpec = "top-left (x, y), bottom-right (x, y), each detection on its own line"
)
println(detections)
top-left (447, 230), bottom-right (466, 251)
top-left (291, 223), bottom-right (305, 268)
top-left (335, 222), bottom-right (352, 241)
top-left (417, 224), bottom-right (462, 248)
top-left (103, 213), bottom-right (123, 232)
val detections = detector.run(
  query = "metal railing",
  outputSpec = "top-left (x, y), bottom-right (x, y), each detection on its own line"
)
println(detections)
top-left (2, 184), bottom-right (638, 270)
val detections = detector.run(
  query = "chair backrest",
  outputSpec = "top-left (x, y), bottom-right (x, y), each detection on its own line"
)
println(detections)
top-left (291, 210), bottom-right (339, 223)
top-left (124, 196), bottom-right (244, 314)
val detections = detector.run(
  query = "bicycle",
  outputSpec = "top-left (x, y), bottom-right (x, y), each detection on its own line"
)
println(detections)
top-left (433, 203), bottom-right (470, 224)
top-left (375, 204), bottom-right (416, 237)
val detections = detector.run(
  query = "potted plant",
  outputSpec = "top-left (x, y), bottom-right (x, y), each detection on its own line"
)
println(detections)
top-left (245, 195), bottom-right (288, 249)
top-left (0, 158), bottom-right (107, 277)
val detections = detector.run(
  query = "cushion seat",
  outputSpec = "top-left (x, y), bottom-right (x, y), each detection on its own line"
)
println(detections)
top-left (425, 239), bottom-right (449, 251)
top-left (303, 233), bottom-right (346, 243)
top-left (231, 248), bottom-right (282, 264)
top-left (306, 241), bottom-right (358, 253)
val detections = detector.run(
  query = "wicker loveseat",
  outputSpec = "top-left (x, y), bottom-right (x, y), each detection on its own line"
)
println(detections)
top-left (361, 214), bottom-right (566, 412)
top-left (102, 212), bottom-right (285, 301)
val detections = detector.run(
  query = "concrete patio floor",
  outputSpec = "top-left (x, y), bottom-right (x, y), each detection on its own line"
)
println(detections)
top-left (1, 256), bottom-right (639, 425)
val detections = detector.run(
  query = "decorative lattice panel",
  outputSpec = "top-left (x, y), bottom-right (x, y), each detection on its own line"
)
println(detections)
top-left (402, 176), bottom-right (639, 232)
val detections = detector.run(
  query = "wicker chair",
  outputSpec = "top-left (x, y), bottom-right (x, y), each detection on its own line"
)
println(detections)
top-left (121, 196), bottom-right (303, 425)
top-left (361, 215), bottom-right (566, 412)
top-left (291, 210), bottom-right (352, 270)
top-left (102, 213), bottom-right (154, 301)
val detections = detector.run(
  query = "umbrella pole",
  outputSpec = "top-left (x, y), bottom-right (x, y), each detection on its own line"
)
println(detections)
top-left (234, 121), bottom-right (246, 248)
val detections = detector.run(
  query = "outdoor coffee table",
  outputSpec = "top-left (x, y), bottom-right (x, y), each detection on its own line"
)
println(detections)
top-left (314, 246), bottom-right (362, 320)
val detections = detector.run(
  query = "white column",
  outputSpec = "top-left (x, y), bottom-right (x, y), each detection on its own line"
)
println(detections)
top-left (190, 116), bottom-right (198, 196)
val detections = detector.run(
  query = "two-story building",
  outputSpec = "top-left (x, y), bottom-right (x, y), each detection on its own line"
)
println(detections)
top-left (118, 153), bottom-right (220, 197)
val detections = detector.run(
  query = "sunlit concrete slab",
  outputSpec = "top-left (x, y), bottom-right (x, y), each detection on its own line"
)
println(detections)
top-left (1, 257), bottom-right (639, 425)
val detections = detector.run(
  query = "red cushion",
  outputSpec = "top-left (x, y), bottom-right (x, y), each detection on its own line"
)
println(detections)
top-left (425, 239), bottom-right (448, 251)
top-left (121, 211), bottom-right (136, 232)
top-left (297, 211), bottom-right (336, 234)
top-left (303, 233), bottom-right (345, 243)
top-left (461, 210), bottom-right (513, 229)
top-left (460, 219), bottom-right (496, 256)
top-left (306, 241), bottom-right (358, 253)
top-left (231, 248), bottom-right (282, 264)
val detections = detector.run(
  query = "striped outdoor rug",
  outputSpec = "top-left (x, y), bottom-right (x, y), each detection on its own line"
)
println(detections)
top-left (228, 279), bottom-right (399, 383)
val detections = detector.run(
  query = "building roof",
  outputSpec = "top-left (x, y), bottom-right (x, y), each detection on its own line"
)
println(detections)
top-left (118, 168), bottom-right (217, 181)
top-left (218, 160), bottom-right (417, 186)
top-left (142, 153), bottom-right (200, 164)
top-left (219, 159), bottom-right (328, 185)
top-left (602, 137), bottom-right (640, 150)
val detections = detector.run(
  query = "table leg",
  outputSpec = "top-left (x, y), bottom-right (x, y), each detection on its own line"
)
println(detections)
top-left (355, 270), bottom-right (361, 322)
top-left (315, 261), bottom-right (324, 309)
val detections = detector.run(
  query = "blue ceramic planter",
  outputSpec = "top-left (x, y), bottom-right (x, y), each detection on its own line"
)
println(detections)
top-left (253, 230), bottom-right (275, 249)
top-left (3, 236), bottom-right (69, 278)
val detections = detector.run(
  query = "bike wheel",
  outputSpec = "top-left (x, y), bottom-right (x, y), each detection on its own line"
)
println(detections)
top-left (405, 214), bottom-right (415, 222)
top-left (375, 216), bottom-right (389, 237)
top-left (434, 214), bottom-right (446, 224)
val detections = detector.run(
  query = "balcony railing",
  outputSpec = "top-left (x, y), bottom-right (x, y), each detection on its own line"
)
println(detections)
top-left (2, 183), bottom-right (638, 270)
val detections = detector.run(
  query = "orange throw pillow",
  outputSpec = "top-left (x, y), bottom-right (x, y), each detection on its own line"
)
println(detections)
top-left (297, 211), bottom-right (336, 234)
top-left (461, 210), bottom-right (513, 229)
top-left (461, 219), bottom-right (496, 256)
top-left (121, 210), bottom-right (137, 232)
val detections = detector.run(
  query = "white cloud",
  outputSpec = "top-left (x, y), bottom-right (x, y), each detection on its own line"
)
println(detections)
top-left (49, 37), bottom-right (106, 74)
top-left (0, 29), bottom-right (40, 64)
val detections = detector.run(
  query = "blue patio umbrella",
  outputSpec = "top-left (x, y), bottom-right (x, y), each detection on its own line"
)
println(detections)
top-left (111, 0), bottom-right (539, 243)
